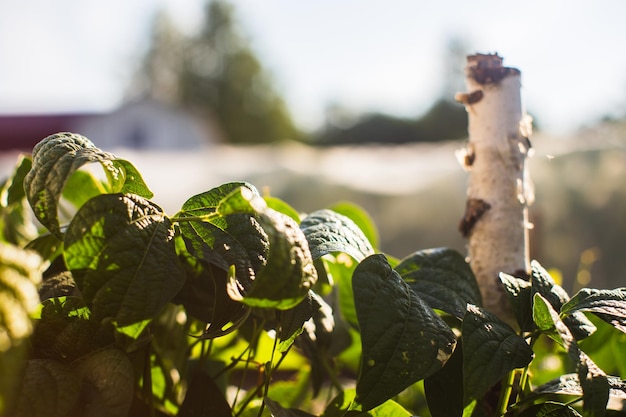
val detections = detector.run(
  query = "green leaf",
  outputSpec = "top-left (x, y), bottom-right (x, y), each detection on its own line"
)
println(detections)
top-left (75, 347), bottom-right (134, 417)
top-left (64, 193), bottom-right (185, 329)
top-left (500, 272), bottom-right (535, 332)
top-left (24, 132), bottom-right (152, 237)
top-left (562, 288), bottom-right (626, 334)
top-left (300, 209), bottom-right (374, 262)
top-left (1, 155), bottom-right (37, 245)
top-left (264, 195), bottom-right (302, 224)
top-left (277, 290), bottom-right (323, 352)
top-left (233, 209), bottom-right (317, 310)
top-left (530, 260), bottom-right (596, 340)
top-left (62, 169), bottom-right (106, 209)
top-left (172, 260), bottom-right (249, 339)
top-left (13, 359), bottom-right (82, 417)
top-left (462, 304), bottom-right (533, 404)
top-left (395, 247), bottom-right (481, 319)
top-left (1, 154), bottom-right (31, 206)
top-left (177, 183), bottom-right (268, 297)
top-left (424, 339), bottom-right (464, 417)
top-left (352, 254), bottom-right (457, 411)
top-left (532, 293), bottom-right (610, 413)
top-left (0, 243), bottom-right (43, 347)
top-left (322, 388), bottom-right (412, 417)
top-left (264, 397), bottom-right (315, 417)
top-left (533, 373), bottom-right (626, 400)
top-left (178, 369), bottom-right (233, 417)
top-left (327, 201), bottom-right (379, 250)
top-left (517, 402), bottom-right (582, 417)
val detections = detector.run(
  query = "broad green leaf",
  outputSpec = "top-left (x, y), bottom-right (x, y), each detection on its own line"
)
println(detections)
top-left (172, 260), bottom-right (249, 339)
top-left (232, 209), bottom-right (317, 310)
top-left (75, 347), bottom-right (134, 417)
top-left (25, 233), bottom-right (63, 263)
top-left (177, 183), bottom-right (268, 296)
top-left (395, 247), bottom-right (481, 319)
top-left (500, 272), bottom-right (535, 332)
top-left (177, 369), bottom-right (233, 417)
top-left (579, 360), bottom-right (609, 417)
top-left (277, 290), bottom-right (323, 352)
top-left (462, 304), bottom-right (533, 404)
top-left (62, 169), bottom-right (106, 208)
top-left (300, 209), bottom-right (374, 262)
top-left (1, 155), bottom-right (37, 245)
top-left (328, 201), bottom-right (379, 250)
top-left (264, 195), bottom-right (302, 223)
top-left (324, 254), bottom-right (359, 328)
top-left (264, 397), bottom-right (316, 417)
top-left (562, 288), bottom-right (626, 334)
top-left (24, 132), bottom-right (152, 237)
top-left (517, 402), bottom-right (582, 417)
top-left (13, 359), bottom-right (82, 417)
top-left (0, 242), bottom-right (41, 416)
top-left (0, 242), bottom-right (44, 348)
top-left (322, 388), bottom-right (412, 417)
top-left (424, 339), bottom-right (464, 417)
top-left (532, 293), bottom-right (610, 412)
top-left (533, 373), bottom-right (626, 400)
top-left (1, 154), bottom-right (31, 206)
top-left (352, 254), bottom-right (456, 411)
top-left (64, 193), bottom-right (185, 329)
top-left (530, 260), bottom-right (596, 340)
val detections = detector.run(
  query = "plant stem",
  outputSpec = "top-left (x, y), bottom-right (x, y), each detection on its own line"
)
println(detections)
top-left (496, 370), bottom-right (518, 416)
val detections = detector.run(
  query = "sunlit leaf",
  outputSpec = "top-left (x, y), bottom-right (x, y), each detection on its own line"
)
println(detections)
top-left (530, 260), bottom-right (596, 340)
top-left (562, 288), bottom-right (626, 334)
top-left (517, 402), bottom-right (582, 417)
top-left (300, 209), bottom-right (374, 262)
top-left (323, 388), bottom-right (412, 417)
top-left (24, 132), bottom-right (152, 237)
top-left (64, 193), bottom-right (185, 329)
top-left (232, 209), bottom-right (317, 309)
top-left (327, 201), bottom-right (379, 250)
top-left (395, 247), bottom-right (481, 319)
top-left (353, 254), bottom-right (456, 411)
top-left (462, 304), bottom-right (533, 404)
top-left (0, 243), bottom-right (44, 347)
top-left (277, 290), bottom-right (323, 352)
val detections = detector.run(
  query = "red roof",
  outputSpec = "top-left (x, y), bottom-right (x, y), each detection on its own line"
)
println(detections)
top-left (0, 113), bottom-right (96, 152)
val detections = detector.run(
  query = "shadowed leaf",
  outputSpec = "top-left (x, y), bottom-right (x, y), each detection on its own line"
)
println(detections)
top-left (353, 254), bottom-right (456, 411)
top-left (562, 288), bottom-right (626, 334)
top-left (462, 304), bottom-right (533, 404)
top-left (395, 247), bottom-right (481, 319)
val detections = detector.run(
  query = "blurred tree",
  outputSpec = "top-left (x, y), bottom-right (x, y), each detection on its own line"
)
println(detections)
top-left (133, 1), bottom-right (301, 144)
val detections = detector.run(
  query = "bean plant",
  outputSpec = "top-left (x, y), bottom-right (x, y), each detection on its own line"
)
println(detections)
top-left (1, 132), bottom-right (625, 417)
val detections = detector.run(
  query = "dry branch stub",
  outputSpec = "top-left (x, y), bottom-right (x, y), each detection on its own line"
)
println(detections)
top-left (456, 53), bottom-right (534, 322)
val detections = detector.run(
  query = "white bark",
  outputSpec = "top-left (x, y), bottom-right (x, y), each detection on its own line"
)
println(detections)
top-left (456, 54), bottom-right (533, 321)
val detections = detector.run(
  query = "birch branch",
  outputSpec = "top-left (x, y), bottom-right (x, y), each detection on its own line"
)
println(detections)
top-left (456, 53), bottom-right (534, 321)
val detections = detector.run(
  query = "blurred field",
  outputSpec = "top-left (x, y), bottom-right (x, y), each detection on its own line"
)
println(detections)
top-left (2, 124), bottom-right (626, 292)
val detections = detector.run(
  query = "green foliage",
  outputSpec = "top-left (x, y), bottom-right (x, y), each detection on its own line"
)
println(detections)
top-left (1, 132), bottom-right (626, 417)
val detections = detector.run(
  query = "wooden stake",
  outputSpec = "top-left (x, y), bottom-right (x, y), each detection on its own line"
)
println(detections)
top-left (456, 53), bottom-right (533, 321)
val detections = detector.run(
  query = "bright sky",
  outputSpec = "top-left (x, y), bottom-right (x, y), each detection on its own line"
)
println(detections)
top-left (1, 0), bottom-right (626, 135)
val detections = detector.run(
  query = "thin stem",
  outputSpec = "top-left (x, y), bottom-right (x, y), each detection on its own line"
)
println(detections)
top-left (497, 370), bottom-right (517, 416)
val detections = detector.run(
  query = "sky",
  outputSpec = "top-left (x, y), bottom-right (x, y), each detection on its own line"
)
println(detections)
top-left (1, 1), bottom-right (626, 135)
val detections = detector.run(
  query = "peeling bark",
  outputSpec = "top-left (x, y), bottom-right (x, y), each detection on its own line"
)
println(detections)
top-left (456, 53), bottom-right (534, 321)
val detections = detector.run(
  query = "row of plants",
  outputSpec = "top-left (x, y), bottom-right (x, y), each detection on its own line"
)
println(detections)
top-left (1, 132), bottom-right (625, 416)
